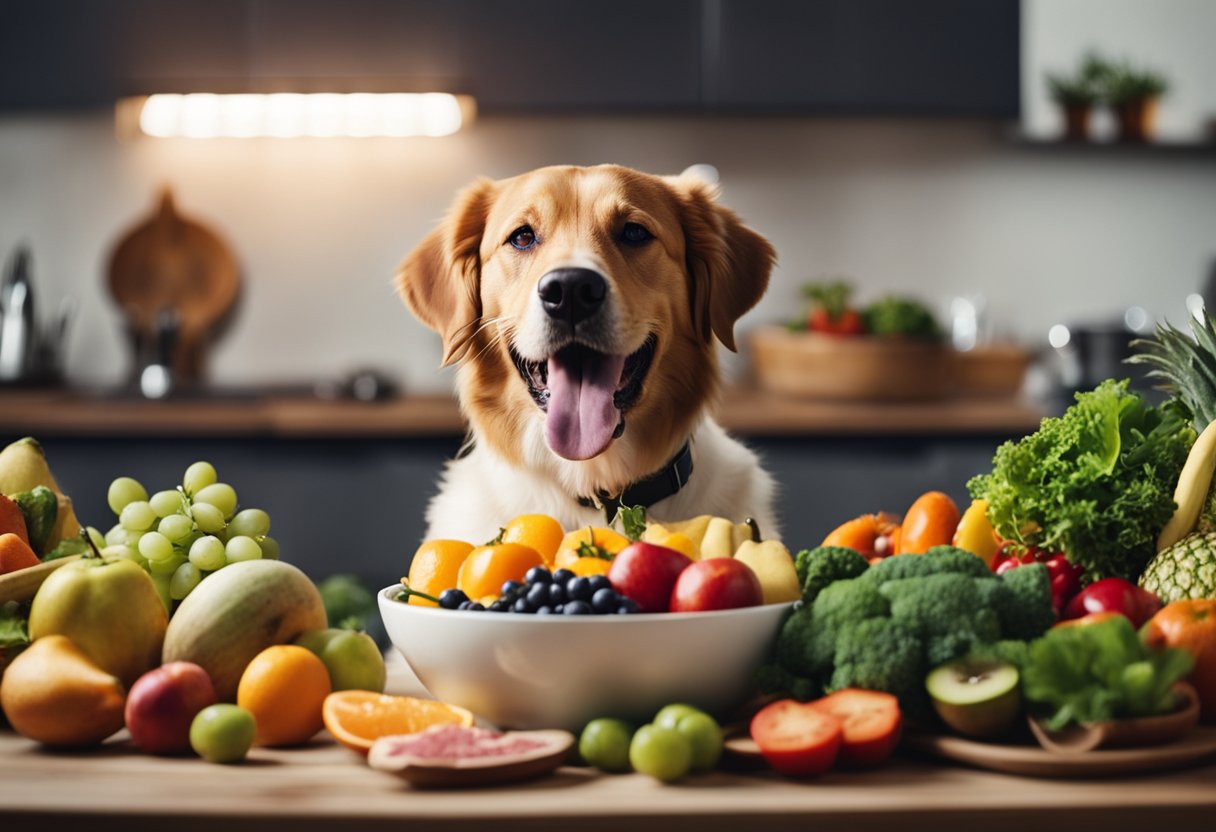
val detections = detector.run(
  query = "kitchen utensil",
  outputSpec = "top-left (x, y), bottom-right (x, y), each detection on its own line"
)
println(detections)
top-left (379, 587), bottom-right (792, 731)
top-left (107, 189), bottom-right (240, 383)
top-left (0, 247), bottom-right (36, 382)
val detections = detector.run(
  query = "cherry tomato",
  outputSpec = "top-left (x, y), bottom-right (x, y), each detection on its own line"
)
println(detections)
top-left (809, 307), bottom-right (865, 336)
top-left (807, 689), bottom-right (902, 767)
top-left (750, 699), bottom-right (842, 776)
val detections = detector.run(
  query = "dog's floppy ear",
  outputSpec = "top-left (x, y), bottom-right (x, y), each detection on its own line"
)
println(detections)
top-left (396, 177), bottom-right (497, 366)
top-left (670, 176), bottom-right (775, 352)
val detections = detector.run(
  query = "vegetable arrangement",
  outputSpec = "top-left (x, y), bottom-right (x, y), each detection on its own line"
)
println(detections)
top-left (792, 280), bottom-right (943, 341)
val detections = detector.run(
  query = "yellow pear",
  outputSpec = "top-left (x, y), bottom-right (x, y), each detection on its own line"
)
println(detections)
top-left (0, 438), bottom-right (80, 548)
top-left (734, 540), bottom-right (801, 604)
top-left (0, 634), bottom-right (126, 746)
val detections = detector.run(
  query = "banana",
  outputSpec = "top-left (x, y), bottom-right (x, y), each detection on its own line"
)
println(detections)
top-left (1158, 419), bottom-right (1216, 552)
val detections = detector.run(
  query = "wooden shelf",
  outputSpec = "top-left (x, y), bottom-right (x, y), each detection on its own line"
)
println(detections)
top-left (1008, 135), bottom-right (1216, 157)
top-left (0, 388), bottom-right (1046, 440)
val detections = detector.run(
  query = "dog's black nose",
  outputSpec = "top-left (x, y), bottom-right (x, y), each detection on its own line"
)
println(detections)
top-left (538, 268), bottom-right (607, 326)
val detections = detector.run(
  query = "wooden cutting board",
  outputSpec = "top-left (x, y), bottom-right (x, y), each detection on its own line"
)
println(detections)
top-left (107, 189), bottom-right (240, 382)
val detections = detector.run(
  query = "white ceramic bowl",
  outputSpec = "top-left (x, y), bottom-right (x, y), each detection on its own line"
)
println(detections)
top-left (379, 586), bottom-right (792, 731)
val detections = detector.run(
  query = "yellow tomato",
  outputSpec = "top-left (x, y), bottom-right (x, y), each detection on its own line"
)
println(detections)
top-left (501, 514), bottom-right (565, 567)
top-left (554, 527), bottom-right (630, 569)
top-left (457, 543), bottom-right (544, 600)
top-left (405, 540), bottom-right (474, 606)
top-left (568, 557), bottom-right (612, 577)
top-left (952, 499), bottom-right (999, 567)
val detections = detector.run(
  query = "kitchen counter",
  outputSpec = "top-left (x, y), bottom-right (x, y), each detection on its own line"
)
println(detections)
top-left (0, 388), bottom-right (1046, 438)
top-left (2, 654), bottom-right (1214, 832)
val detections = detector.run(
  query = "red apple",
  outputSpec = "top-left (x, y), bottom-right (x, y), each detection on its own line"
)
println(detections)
top-left (669, 558), bottom-right (763, 612)
top-left (607, 542), bottom-right (692, 613)
top-left (125, 662), bottom-right (217, 755)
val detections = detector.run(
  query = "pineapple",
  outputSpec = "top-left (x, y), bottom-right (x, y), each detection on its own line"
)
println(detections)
top-left (1140, 531), bottom-right (1216, 603)
top-left (1130, 310), bottom-right (1216, 432)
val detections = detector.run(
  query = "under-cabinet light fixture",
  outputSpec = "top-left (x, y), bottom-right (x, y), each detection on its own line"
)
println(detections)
top-left (116, 92), bottom-right (475, 139)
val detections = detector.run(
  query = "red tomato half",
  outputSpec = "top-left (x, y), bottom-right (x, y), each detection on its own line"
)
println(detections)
top-left (808, 689), bottom-right (902, 766)
top-left (750, 699), bottom-right (842, 776)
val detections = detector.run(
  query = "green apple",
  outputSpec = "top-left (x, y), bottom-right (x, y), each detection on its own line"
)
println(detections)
top-left (294, 628), bottom-right (386, 693)
top-left (926, 659), bottom-right (1021, 739)
top-left (29, 556), bottom-right (167, 688)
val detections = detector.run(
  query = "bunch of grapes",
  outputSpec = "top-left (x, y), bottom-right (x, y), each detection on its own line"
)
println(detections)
top-left (101, 461), bottom-right (277, 606)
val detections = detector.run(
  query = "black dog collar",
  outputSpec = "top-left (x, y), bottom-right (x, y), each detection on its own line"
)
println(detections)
top-left (577, 441), bottom-right (694, 523)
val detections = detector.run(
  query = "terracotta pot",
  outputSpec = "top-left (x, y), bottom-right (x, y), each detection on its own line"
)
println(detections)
top-left (1061, 104), bottom-right (1092, 142)
top-left (1114, 98), bottom-right (1159, 143)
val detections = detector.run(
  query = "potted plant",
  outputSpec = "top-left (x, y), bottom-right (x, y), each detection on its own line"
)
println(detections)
top-left (1046, 65), bottom-right (1101, 142)
top-left (1106, 61), bottom-right (1169, 143)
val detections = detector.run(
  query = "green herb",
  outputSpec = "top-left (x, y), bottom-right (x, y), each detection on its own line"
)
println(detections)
top-left (862, 296), bottom-right (943, 341)
top-left (801, 281), bottom-right (854, 321)
top-left (0, 601), bottom-right (30, 670)
top-left (616, 505), bottom-right (647, 542)
top-left (1022, 616), bottom-right (1193, 730)
top-left (968, 379), bottom-right (1193, 581)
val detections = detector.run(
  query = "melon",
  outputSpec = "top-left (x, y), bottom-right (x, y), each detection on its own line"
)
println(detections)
top-left (162, 560), bottom-right (327, 701)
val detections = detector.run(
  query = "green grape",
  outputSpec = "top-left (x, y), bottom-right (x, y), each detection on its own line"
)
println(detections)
top-left (101, 544), bottom-right (145, 568)
top-left (120, 501), bottom-right (157, 532)
top-left (629, 725), bottom-right (692, 782)
top-left (149, 553), bottom-right (187, 577)
top-left (189, 536), bottom-right (227, 571)
top-left (183, 461), bottom-right (218, 496)
top-left (158, 514), bottom-right (195, 543)
top-left (579, 718), bottom-right (634, 772)
top-left (229, 508), bottom-right (270, 538)
top-left (191, 502), bottom-right (226, 534)
top-left (674, 712), bottom-right (723, 773)
top-left (190, 704), bottom-right (255, 763)
top-left (258, 535), bottom-right (280, 561)
top-left (107, 477), bottom-right (148, 515)
top-left (138, 531), bottom-right (175, 562)
top-left (195, 483), bottom-right (238, 519)
top-left (653, 703), bottom-right (705, 730)
top-left (151, 573), bottom-right (172, 613)
top-left (225, 535), bottom-right (262, 564)
top-left (170, 562), bottom-right (202, 600)
top-left (104, 523), bottom-right (126, 546)
top-left (149, 489), bottom-right (184, 518)
top-left (85, 527), bottom-right (106, 549)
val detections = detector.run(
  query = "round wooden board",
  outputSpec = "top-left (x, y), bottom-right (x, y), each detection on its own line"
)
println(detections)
top-left (905, 726), bottom-right (1216, 778)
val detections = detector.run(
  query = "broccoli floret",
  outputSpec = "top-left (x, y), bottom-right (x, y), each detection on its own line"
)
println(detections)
top-left (995, 562), bottom-right (1056, 640)
top-left (880, 573), bottom-right (1004, 667)
top-left (861, 546), bottom-right (989, 585)
top-left (967, 639), bottom-right (1032, 672)
top-left (829, 618), bottom-right (928, 716)
top-left (754, 662), bottom-right (820, 702)
top-left (794, 546), bottom-right (870, 601)
top-left (807, 578), bottom-right (889, 669)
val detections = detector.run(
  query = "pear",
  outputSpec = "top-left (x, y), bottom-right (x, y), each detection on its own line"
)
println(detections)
top-left (0, 634), bottom-right (126, 746)
top-left (734, 540), bottom-right (801, 604)
top-left (0, 438), bottom-right (80, 548)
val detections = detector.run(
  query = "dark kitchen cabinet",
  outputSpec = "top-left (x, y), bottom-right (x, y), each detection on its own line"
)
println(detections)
top-left (710, 0), bottom-right (1020, 115)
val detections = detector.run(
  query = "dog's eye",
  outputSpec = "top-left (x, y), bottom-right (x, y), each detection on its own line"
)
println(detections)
top-left (620, 222), bottom-right (653, 245)
top-left (508, 225), bottom-right (537, 250)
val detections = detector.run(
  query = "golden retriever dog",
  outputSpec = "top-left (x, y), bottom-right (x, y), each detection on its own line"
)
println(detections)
top-left (398, 165), bottom-right (777, 544)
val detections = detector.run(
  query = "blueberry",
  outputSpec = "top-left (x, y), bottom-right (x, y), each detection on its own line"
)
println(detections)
top-left (513, 597), bottom-right (532, 614)
top-left (552, 568), bottom-right (575, 585)
top-left (591, 587), bottom-right (619, 614)
top-left (439, 588), bottom-right (469, 610)
top-left (587, 575), bottom-right (612, 594)
top-left (467, 602), bottom-right (486, 612)
top-left (501, 579), bottom-right (524, 596)
top-left (536, 606), bottom-right (554, 615)
top-left (457, 600), bottom-right (471, 610)
top-left (553, 604), bottom-right (565, 614)
top-left (526, 582), bottom-right (550, 608)
top-left (616, 598), bottom-right (640, 614)
top-left (563, 600), bottom-right (592, 615)
top-left (524, 566), bottom-right (552, 585)
top-left (488, 600), bottom-right (509, 612)
top-left (547, 583), bottom-right (567, 606)
top-left (566, 576), bottom-right (592, 602)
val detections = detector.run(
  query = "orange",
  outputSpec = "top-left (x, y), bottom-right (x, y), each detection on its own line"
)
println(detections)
top-left (237, 645), bottom-right (332, 747)
top-left (895, 492), bottom-right (960, 555)
top-left (322, 690), bottom-right (474, 755)
top-left (501, 514), bottom-right (565, 566)
top-left (457, 543), bottom-right (543, 600)
top-left (1143, 600), bottom-right (1216, 722)
top-left (554, 526), bottom-right (630, 569)
top-left (405, 539), bottom-right (474, 606)
top-left (568, 556), bottom-right (612, 577)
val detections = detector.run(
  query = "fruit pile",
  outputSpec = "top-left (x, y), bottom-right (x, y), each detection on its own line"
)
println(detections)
top-left (579, 703), bottom-right (724, 782)
top-left (399, 510), bottom-right (800, 616)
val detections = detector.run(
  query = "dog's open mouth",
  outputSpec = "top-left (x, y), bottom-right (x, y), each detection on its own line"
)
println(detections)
top-left (510, 335), bottom-right (656, 461)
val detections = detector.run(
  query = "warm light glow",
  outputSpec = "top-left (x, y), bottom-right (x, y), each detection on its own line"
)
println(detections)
top-left (126, 93), bottom-right (471, 138)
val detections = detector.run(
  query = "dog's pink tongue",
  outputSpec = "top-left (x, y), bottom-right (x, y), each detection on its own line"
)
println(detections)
top-left (546, 350), bottom-right (627, 460)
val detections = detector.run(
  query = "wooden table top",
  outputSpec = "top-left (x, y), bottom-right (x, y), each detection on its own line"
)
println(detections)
top-left (2, 656), bottom-right (1215, 832)
top-left (0, 388), bottom-right (1046, 439)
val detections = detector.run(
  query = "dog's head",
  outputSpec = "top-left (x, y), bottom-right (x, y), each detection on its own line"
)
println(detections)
top-left (398, 164), bottom-right (774, 495)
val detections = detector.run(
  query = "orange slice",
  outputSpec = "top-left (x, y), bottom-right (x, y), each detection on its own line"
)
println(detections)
top-left (322, 691), bottom-right (475, 755)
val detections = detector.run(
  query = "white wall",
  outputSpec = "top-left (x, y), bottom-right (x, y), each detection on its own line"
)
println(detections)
top-left (0, 0), bottom-right (1213, 393)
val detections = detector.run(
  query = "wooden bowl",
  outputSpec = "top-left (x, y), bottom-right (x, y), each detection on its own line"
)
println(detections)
top-left (1028, 682), bottom-right (1201, 754)
top-left (951, 344), bottom-right (1031, 398)
top-left (749, 325), bottom-right (950, 401)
